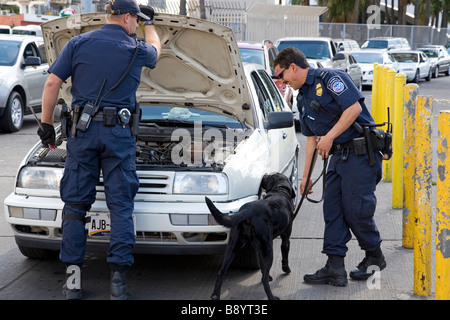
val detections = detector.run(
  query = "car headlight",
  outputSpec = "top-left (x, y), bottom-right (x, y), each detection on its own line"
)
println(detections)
top-left (173, 172), bottom-right (228, 194)
top-left (17, 166), bottom-right (63, 190)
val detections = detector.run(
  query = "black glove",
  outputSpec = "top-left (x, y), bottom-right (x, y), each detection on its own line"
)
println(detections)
top-left (139, 5), bottom-right (154, 21)
top-left (37, 123), bottom-right (56, 148)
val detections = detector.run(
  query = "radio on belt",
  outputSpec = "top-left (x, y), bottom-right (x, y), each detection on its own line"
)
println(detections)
top-left (118, 108), bottom-right (131, 127)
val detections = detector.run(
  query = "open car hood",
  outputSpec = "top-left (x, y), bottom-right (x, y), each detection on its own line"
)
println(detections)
top-left (41, 13), bottom-right (253, 125)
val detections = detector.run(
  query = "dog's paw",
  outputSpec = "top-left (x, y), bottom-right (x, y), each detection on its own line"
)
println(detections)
top-left (210, 294), bottom-right (220, 300)
top-left (282, 265), bottom-right (291, 274)
top-left (269, 296), bottom-right (281, 300)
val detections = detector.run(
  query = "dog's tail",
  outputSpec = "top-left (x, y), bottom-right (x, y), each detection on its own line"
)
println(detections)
top-left (205, 197), bottom-right (247, 228)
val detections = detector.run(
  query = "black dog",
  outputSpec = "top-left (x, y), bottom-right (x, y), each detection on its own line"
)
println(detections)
top-left (205, 173), bottom-right (296, 300)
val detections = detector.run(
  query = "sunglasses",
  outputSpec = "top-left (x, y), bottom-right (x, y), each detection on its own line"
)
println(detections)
top-left (277, 67), bottom-right (287, 80)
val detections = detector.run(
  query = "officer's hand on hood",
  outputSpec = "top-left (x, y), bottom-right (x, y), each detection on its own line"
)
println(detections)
top-left (139, 5), bottom-right (154, 21)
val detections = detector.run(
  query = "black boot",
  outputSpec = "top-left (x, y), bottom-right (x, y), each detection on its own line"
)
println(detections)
top-left (110, 267), bottom-right (131, 300)
top-left (350, 247), bottom-right (386, 281)
top-left (62, 265), bottom-right (82, 300)
top-left (303, 255), bottom-right (348, 286)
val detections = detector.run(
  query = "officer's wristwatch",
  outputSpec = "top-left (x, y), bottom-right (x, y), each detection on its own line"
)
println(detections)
top-left (144, 20), bottom-right (154, 26)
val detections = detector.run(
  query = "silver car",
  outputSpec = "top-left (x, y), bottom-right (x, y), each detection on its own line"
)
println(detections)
top-left (0, 35), bottom-right (49, 132)
top-left (4, 13), bottom-right (300, 269)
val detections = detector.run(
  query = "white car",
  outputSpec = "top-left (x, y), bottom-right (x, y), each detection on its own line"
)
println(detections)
top-left (352, 49), bottom-right (399, 86)
top-left (390, 50), bottom-right (432, 83)
top-left (3, 13), bottom-right (300, 268)
top-left (0, 35), bottom-right (49, 132)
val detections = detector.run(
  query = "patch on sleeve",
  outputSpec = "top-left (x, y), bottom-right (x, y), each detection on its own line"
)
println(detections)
top-left (327, 76), bottom-right (347, 96)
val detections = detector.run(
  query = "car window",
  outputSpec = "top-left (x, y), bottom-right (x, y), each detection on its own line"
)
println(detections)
top-left (277, 40), bottom-right (331, 60)
top-left (391, 53), bottom-right (418, 63)
top-left (353, 52), bottom-right (383, 64)
top-left (23, 43), bottom-right (39, 59)
top-left (257, 69), bottom-right (284, 112)
top-left (0, 40), bottom-right (20, 66)
top-left (239, 48), bottom-right (265, 67)
top-left (251, 71), bottom-right (275, 120)
top-left (139, 106), bottom-right (243, 129)
top-left (267, 46), bottom-right (278, 76)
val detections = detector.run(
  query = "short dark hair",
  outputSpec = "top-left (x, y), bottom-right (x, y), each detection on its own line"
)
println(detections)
top-left (274, 47), bottom-right (309, 69)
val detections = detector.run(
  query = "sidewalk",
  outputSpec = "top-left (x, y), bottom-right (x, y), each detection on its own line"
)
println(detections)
top-left (284, 178), bottom-right (434, 300)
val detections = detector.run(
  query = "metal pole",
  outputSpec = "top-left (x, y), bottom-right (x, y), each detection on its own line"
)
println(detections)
top-left (413, 95), bottom-right (433, 297)
top-left (436, 110), bottom-right (450, 300)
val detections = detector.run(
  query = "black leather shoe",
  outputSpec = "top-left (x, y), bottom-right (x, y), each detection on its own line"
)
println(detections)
top-left (304, 255), bottom-right (348, 286)
top-left (350, 254), bottom-right (386, 281)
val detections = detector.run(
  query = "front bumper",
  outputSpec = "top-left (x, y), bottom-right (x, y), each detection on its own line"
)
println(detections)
top-left (4, 193), bottom-right (258, 255)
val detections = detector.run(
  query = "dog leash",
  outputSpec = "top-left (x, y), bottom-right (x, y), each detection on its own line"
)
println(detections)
top-left (293, 148), bottom-right (328, 219)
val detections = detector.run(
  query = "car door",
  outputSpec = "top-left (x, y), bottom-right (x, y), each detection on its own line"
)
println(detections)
top-left (21, 41), bottom-right (48, 107)
top-left (250, 69), bottom-right (296, 174)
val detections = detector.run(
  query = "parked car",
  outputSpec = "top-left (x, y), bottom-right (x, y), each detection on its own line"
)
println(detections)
top-left (416, 45), bottom-right (450, 77)
top-left (361, 37), bottom-right (411, 50)
top-left (0, 25), bottom-right (12, 34)
top-left (333, 39), bottom-right (360, 52)
top-left (238, 40), bottom-right (294, 108)
top-left (12, 25), bottom-right (43, 37)
top-left (390, 50), bottom-right (431, 83)
top-left (0, 35), bottom-right (49, 132)
top-left (337, 52), bottom-right (363, 90)
top-left (4, 13), bottom-right (300, 269)
top-left (352, 49), bottom-right (399, 86)
top-left (275, 36), bottom-right (345, 69)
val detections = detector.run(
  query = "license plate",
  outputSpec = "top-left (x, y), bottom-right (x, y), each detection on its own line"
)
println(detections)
top-left (87, 212), bottom-right (136, 238)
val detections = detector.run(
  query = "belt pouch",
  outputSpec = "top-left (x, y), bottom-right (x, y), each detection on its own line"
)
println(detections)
top-left (103, 107), bottom-right (117, 127)
top-left (353, 137), bottom-right (367, 155)
top-left (131, 107), bottom-right (140, 136)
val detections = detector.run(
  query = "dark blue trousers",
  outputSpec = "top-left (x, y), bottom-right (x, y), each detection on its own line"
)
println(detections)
top-left (322, 149), bottom-right (383, 257)
top-left (59, 121), bottom-right (139, 267)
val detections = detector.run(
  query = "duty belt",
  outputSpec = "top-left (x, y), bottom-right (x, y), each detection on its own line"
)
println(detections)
top-left (330, 140), bottom-right (354, 154)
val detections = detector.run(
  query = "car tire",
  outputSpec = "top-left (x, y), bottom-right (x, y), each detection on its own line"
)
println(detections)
top-left (232, 242), bottom-right (260, 269)
top-left (413, 69), bottom-right (419, 83)
top-left (445, 66), bottom-right (450, 76)
top-left (18, 245), bottom-right (59, 260)
top-left (0, 91), bottom-right (24, 133)
top-left (425, 69), bottom-right (431, 81)
top-left (433, 67), bottom-right (439, 78)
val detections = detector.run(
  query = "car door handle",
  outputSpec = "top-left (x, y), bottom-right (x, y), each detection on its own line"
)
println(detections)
top-left (42, 70), bottom-right (48, 74)
top-left (282, 131), bottom-right (287, 139)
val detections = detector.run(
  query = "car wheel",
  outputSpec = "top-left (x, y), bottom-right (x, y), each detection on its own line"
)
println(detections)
top-left (232, 242), bottom-right (260, 269)
top-left (425, 69), bottom-right (431, 81)
top-left (413, 69), bottom-right (419, 83)
top-left (445, 66), bottom-right (450, 76)
top-left (433, 67), bottom-right (439, 78)
top-left (0, 91), bottom-right (24, 133)
top-left (18, 246), bottom-right (59, 260)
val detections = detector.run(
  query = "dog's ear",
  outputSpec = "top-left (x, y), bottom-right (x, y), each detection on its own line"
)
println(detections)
top-left (261, 174), bottom-right (270, 189)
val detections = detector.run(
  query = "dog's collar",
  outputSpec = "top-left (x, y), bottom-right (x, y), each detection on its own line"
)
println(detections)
top-left (264, 185), bottom-right (292, 199)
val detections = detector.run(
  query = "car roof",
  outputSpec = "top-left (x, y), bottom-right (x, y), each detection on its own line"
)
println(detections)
top-left (0, 34), bottom-right (43, 42)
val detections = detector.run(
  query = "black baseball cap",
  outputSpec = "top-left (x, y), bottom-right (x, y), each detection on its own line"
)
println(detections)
top-left (107, 0), bottom-right (150, 20)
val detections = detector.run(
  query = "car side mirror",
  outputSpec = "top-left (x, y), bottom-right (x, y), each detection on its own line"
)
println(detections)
top-left (265, 111), bottom-right (293, 130)
top-left (333, 53), bottom-right (345, 61)
top-left (21, 56), bottom-right (41, 68)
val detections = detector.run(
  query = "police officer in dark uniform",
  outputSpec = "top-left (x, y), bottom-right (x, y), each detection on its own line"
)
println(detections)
top-left (274, 47), bottom-right (386, 286)
top-left (38, 0), bottom-right (161, 299)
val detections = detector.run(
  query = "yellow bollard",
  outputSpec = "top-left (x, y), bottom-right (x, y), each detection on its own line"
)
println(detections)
top-left (383, 69), bottom-right (396, 182)
top-left (371, 63), bottom-right (379, 115)
top-left (374, 66), bottom-right (388, 125)
top-left (402, 84), bottom-right (419, 249)
top-left (392, 73), bottom-right (406, 209)
top-left (436, 110), bottom-right (450, 300)
top-left (413, 95), bottom-right (432, 297)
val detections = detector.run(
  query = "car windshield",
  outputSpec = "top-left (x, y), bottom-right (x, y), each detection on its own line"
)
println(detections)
top-left (239, 48), bottom-right (265, 67)
top-left (361, 40), bottom-right (388, 49)
top-left (0, 40), bottom-right (20, 66)
top-left (418, 49), bottom-right (438, 58)
top-left (140, 106), bottom-right (244, 129)
top-left (277, 40), bottom-right (331, 60)
top-left (352, 52), bottom-right (383, 64)
top-left (391, 53), bottom-right (418, 63)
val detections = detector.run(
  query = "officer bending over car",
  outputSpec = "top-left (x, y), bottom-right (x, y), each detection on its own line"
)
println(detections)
top-left (274, 47), bottom-right (387, 287)
top-left (38, 0), bottom-right (161, 299)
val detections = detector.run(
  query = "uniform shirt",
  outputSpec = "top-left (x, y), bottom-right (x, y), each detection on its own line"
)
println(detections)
top-left (48, 24), bottom-right (158, 110)
top-left (298, 68), bottom-right (375, 144)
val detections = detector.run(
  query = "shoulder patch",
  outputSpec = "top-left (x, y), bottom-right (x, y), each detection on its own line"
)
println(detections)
top-left (327, 76), bottom-right (347, 96)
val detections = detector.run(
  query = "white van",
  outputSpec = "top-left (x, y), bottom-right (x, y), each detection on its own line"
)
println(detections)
top-left (0, 25), bottom-right (12, 34)
top-left (12, 25), bottom-right (42, 37)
